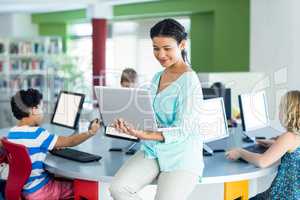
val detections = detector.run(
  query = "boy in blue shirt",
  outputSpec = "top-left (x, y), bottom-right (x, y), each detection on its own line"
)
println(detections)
top-left (8, 88), bottom-right (100, 200)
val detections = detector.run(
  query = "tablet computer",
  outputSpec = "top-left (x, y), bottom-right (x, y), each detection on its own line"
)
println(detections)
top-left (94, 86), bottom-right (159, 142)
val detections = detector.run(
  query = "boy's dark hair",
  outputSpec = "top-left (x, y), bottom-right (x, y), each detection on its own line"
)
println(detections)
top-left (10, 88), bottom-right (43, 120)
top-left (120, 68), bottom-right (137, 84)
top-left (150, 18), bottom-right (189, 63)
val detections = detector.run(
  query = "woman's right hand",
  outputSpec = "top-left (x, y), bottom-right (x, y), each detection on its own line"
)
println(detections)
top-left (112, 118), bottom-right (148, 139)
top-left (112, 118), bottom-right (134, 135)
top-left (256, 139), bottom-right (275, 148)
top-left (112, 118), bottom-right (126, 133)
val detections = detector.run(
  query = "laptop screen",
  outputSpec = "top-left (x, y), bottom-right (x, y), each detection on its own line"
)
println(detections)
top-left (239, 91), bottom-right (269, 131)
top-left (51, 91), bottom-right (85, 129)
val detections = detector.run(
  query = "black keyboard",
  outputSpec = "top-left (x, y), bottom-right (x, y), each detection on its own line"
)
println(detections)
top-left (238, 144), bottom-right (268, 163)
top-left (244, 144), bottom-right (268, 154)
top-left (50, 148), bottom-right (102, 163)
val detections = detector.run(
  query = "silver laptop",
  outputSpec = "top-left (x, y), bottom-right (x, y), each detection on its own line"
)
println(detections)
top-left (238, 91), bottom-right (282, 139)
top-left (94, 86), bottom-right (178, 141)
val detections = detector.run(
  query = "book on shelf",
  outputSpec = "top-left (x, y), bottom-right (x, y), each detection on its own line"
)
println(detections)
top-left (9, 58), bottom-right (45, 72)
top-left (19, 41), bottom-right (32, 55)
top-left (0, 61), bottom-right (4, 72)
top-left (48, 38), bottom-right (61, 54)
top-left (8, 38), bottom-right (62, 56)
top-left (0, 79), bottom-right (7, 88)
top-left (27, 75), bottom-right (43, 88)
top-left (33, 42), bottom-right (45, 54)
top-left (9, 43), bottom-right (19, 54)
top-left (0, 43), bottom-right (4, 54)
top-left (9, 75), bottom-right (44, 91)
top-left (0, 37), bottom-right (64, 102)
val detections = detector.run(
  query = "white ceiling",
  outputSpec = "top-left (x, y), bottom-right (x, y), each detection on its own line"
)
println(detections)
top-left (0, 0), bottom-right (157, 13)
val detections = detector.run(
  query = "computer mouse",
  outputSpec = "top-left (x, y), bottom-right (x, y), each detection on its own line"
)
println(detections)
top-left (238, 158), bottom-right (248, 163)
top-left (125, 149), bottom-right (136, 155)
top-left (213, 149), bottom-right (226, 153)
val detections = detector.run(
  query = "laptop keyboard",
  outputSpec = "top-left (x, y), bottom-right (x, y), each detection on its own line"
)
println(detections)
top-left (50, 148), bottom-right (102, 163)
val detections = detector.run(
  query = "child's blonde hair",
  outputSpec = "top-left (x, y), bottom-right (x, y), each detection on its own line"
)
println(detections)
top-left (279, 90), bottom-right (300, 135)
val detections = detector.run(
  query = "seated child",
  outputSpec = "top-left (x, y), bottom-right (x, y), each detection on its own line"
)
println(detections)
top-left (226, 90), bottom-right (300, 199)
top-left (8, 88), bottom-right (101, 200)
top-left (120, 68), bottom-right (137, 88)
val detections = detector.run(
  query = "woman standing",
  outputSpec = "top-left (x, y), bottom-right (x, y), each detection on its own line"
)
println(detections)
top-left (109, 18), bottom-right (204, 200)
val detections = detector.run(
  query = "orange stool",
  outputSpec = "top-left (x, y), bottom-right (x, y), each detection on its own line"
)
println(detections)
top-left (224, 180), bottom-right (249, 200)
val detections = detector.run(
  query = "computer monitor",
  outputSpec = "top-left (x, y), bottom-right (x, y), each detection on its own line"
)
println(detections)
top-left (202, 88), bottom-right (232, 120)
top-left (238, 91), bottom-right (269, 131)
top-left (199, 98), bottom-right (229, 143)
top-left (51, 91), bottom-right (85, 130)
top-left (198, 98), bottom-right (229, 154)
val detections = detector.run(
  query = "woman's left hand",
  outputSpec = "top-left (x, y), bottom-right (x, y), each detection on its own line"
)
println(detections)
top-left (225, 148), bottom-right (242, 160)
top-left (113, 118), bottom-right (148, 140)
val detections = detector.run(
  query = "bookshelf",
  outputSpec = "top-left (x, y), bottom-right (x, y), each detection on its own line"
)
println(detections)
top-left (0, 37), bottom-right (64, 99)
top-left (0, 37), bottom-right (64, 127)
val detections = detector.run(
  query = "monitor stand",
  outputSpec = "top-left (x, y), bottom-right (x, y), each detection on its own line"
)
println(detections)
top-left (73, 127), bottom-right (79, 134)
top-left (203, 144), bottom-right (226, 156)
top-left (242, 134), bottom-right (255, 143)
top-left (203, 143), bottom-right (214, 155)
top-left (124, 142), bottom-right (138, 155)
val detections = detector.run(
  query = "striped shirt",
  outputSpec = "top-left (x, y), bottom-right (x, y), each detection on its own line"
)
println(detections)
top-left (7, 126), bottom-right (58, 194)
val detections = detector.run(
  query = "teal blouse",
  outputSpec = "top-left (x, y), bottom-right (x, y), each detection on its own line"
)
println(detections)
top-left (141, 70), bottom-right (204, 177)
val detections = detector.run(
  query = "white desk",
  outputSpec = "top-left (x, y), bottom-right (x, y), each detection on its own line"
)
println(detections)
top-left (0, 124), bottom-right (278, 200)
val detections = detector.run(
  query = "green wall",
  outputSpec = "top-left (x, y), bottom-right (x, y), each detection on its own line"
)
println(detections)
top-left (32, 9), bottom-right (86, 24)
top-left (31, 0), bottom-right (250, 72)
top-left (114, 0), bottom-right (250, 72)
top-left (38, 23), bottom-right (67, 36)
top-left (214, 0), bottom-right (249, 71)
top-left (191, 12), bottom-right (214, 72)
top-left (113, 0), bottom-right (214, 18)
top-left (32, 9), bottom-right (87, 52)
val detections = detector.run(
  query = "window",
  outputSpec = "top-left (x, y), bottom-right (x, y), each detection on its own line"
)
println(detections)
top-left (66, 23), bottom-right (93, 102)
top-left (65, 17), bottom-right (191, 96)
top-left (106, 17), bottom-right (191, 87)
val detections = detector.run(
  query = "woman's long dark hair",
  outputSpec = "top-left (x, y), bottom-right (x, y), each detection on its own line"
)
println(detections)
top-left (150, 18), bottom-right (189, 64)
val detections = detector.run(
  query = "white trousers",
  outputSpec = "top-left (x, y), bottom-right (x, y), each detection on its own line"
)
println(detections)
top-left (109, 151), bottom-right (198, 200)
